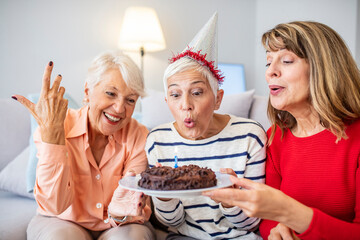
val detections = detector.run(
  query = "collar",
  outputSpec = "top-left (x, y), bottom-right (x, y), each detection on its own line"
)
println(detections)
top-left (66, 106), bottom-right (89, 139)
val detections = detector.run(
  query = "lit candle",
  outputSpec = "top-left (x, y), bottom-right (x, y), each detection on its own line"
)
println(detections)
top-left (174, 146), bottom-right (178, 168)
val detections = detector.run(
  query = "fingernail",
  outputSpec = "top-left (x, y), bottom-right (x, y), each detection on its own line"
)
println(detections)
top-left (202, 192), bottom-right (211, 196)
top-left (140, 193), bottom-right (144, 198)
top-left (138, 202), bottom-right (142, 207)
top-left (58, 74), bottom-right (62, 77)
top-left (11, 95), bottom-right (17, 101)
top-left (49, 61), bottom-right (53, 66)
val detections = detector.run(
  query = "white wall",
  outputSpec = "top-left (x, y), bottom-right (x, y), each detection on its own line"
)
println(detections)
top-left (0, 0), bottom-right (358, 104)
top-left (254, 0), bottom-right (359, 96)
top-left (0, 0), bottom-right (256, 105)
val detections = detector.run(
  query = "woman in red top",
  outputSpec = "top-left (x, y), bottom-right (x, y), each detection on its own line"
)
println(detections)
top-left (203, 21), bottom-right (360, 239)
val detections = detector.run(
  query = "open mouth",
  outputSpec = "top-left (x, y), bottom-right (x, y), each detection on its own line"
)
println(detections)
top-left (269, 85), bottom-right (284, 94)
top-left (184, 118), bottom-right (195, 128)
top-left (104, 112), bottom-right (121, 123)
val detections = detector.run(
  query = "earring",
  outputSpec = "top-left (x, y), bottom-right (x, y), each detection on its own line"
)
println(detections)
top-left (83, 98), bottom-right (89, 105)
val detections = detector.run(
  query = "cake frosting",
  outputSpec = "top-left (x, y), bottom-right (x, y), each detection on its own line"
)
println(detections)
top-left (138, 164), bottom-right (217, 190)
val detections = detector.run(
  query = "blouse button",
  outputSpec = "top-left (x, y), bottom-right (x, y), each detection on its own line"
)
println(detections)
top-left (95, 174), bottom-right (101, 180)
top-left (96, 203), bottom-right (102, 209)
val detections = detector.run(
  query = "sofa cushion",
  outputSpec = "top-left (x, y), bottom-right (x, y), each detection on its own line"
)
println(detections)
top-left (0, 190), bottom-right (37, 240)
top-left (249, 95), bottom-right (270, 131)
top-left (140, 89), bottom-right (255, 130)
top-left (0, 146), bottom-right (34, 199)
top-left (0, 99), bottom-right (30, 171)
top-left (216, 89), bottom-right (255, 118)
top-left (26, 93), bottom-right (80, 193)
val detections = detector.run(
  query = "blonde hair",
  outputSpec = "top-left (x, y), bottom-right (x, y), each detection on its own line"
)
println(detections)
top-left (262, 21), bottom-right (360, 144)
top-left (85, 50), bottom-right (145, 97)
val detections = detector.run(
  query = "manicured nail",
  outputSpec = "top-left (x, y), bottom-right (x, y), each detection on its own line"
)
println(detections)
top-left (140, 193), bottom-right (144, 198)
top-left (49, 61), bottom-right (53, 66)
top-left (138, 202), bottom-right (142, 207)
top-left (58, 74), bottom-right (62, 77)
top-left (11, 95), bottom-right (17, 101)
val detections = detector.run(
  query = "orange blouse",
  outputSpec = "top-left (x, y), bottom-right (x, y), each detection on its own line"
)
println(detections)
top-left (33, 106), bottom-right (150, 231)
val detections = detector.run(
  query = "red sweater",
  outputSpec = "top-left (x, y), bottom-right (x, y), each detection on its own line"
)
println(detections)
top-left (259, 119), bottom-right (360, 239)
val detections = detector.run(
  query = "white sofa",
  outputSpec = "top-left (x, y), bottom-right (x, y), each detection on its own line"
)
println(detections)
top-left (0, 90), bottom-right (269, 240)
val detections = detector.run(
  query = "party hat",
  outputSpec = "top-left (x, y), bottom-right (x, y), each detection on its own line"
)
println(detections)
top-left (170, 12), bottom-right (224, 84)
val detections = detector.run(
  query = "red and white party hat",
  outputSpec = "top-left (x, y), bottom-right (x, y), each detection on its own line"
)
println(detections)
top-left (169, 12), bottom-right (224, 84)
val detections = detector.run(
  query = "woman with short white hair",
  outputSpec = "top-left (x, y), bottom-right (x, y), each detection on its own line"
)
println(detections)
top-left (13, 51), bottom-right (155, 239)
top-left (146, 13), bottom-right (267, 240)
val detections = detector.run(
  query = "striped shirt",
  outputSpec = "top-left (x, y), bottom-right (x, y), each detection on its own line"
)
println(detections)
top-left (145, 115), bottom-right (267, 239)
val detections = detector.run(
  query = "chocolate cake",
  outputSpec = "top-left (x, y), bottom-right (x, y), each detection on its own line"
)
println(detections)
top-left (138, 164), bottom-right (217, 190)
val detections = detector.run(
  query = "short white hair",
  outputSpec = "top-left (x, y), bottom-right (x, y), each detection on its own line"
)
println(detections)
top-left (85, 50), bottom-right (145, 97)
top-left (163, 57), bottom-right (219, 98)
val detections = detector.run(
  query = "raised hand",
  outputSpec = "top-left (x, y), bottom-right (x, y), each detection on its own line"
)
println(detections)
top-left (12, 61), bottom-right (68, 145)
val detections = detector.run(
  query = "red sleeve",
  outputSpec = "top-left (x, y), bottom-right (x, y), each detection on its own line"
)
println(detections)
top-left (297, 208), bottom-right (360, 239)
top-left (259, 147), bottom-right (282, 239)
top-left (297, 163), bottom-right (360, 239)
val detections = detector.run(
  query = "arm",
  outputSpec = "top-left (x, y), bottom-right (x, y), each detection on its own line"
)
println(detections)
top-left (145, 132), bottom-right (186, 227)
top-left (296, 164), bottom-right (360, 239)
top-left (108, 123), bottom-right (151, 225)
top-left (152, 197), bottom-right (185, 228)
top-left (33, 128), bottom-right (74, 215)
top-left (220, 128), bottom-right (266, 230)
top-left (14, 62), bottom-right (73, 215)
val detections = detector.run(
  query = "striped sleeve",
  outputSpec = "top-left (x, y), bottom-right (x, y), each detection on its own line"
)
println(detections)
top-left (220, 204), bottom-right (261, 230)
top-left (152, 197), bottom-right (186, 228)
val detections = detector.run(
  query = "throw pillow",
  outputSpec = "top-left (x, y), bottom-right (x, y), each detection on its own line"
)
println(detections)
top-left (140, 89), bottom-right (174, 130)
top-left (216, 89), bottom-right (255, 118)
top-left (0, 146), bottom-right (35, 199)
top-left (26, 93), bottom-right (80, 193)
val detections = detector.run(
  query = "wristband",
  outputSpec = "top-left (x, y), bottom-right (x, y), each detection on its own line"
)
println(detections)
top-left (108, 213), bottom-right (128, 223)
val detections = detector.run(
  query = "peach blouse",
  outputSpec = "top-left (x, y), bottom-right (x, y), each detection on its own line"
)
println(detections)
top-left (33, 106), bottom-right (150, 231)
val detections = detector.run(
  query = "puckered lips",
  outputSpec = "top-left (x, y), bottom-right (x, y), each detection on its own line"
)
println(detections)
top-left (184, 117), bottom-right (195, 128)
top-left (269, 84), bottom-right (285, 95)
top-left (103, 112), bottom-right (122, 125)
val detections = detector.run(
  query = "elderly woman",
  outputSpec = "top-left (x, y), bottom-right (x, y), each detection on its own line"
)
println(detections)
top-left (145, 13), bottom-right (267, 240)
top-left (12, 51), bottom-right (155, 239)
top-left (203, 21), bottom-right (360, 239)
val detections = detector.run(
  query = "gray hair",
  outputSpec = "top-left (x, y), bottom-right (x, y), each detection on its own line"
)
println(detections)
top-left (85, 50), bottom-right (145, 97)
top-left (163, 57), bottom-right (219, 98)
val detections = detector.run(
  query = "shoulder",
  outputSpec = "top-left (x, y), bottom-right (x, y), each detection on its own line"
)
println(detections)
top-left (345, 118), bottom-right (360, 141)
top-left (145, 122), bottom-right (177, 153)
top-left (128, 118), bottom-right (149, 135)
top-left (347, 118), bottom-right (360, 131)
top-left (147, 122), bottom-right (174, 138)
top-left (229, 116), bottom-right (267, 137)
top-left (63, 107), bottom-right (86, 135)
top-left (223, 115), bottom-right (267, 147)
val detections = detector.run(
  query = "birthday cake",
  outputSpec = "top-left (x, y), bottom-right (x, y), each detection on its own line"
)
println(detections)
top-left (138, 164), bottom-right (217, 190)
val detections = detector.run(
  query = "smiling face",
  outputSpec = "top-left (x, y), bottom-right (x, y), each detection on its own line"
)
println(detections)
top-left (166, 69), bottom-right (223, 140)
top-left (266, 48), bottom-right (311, 114)
top-left (85, 68), bottom-right (138, 137)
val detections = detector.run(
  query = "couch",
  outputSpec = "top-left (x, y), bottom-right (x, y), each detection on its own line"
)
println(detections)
top-left (0, 89), bottom-right (269, 240)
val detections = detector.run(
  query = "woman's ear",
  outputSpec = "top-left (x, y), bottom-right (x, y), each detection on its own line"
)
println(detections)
top-left (214, 89), bottom-right (224, 110)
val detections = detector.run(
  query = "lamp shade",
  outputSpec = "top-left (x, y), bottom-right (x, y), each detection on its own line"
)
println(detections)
top-left (118, 7), bottom-right (166, 52)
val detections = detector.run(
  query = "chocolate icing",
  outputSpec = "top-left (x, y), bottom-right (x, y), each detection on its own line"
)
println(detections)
top-left (138, 164), bottom-right (217, 190)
